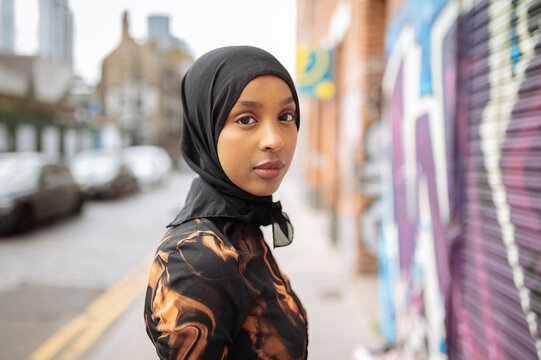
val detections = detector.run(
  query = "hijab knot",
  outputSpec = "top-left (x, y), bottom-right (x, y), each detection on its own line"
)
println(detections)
top-left (169, 177), bottom-right (293, 247)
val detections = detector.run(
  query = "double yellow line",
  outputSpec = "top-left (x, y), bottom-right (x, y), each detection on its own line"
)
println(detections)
top-left (27, 255), bottom-right (153, 360)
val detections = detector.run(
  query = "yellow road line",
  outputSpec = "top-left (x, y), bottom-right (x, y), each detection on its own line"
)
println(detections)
top-left (26, 314), bottom-right (90, 360)
top-left (27, 254), bottom-right (154, 360)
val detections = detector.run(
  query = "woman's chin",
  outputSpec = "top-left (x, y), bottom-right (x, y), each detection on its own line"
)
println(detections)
top-left (245, 179), bottom-right (283, 197)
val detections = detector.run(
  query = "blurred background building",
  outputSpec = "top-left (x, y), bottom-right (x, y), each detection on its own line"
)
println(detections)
top-left (296, 0), bottom-right (384, 273)
top-left (0, 0), bottom-right (15, 53)
top-left (0, 0), bottom-right (77, 159)
top-left (0, 53), bottom-right (75, 155)
top-left (148, 15), bottom-right (171, 52)
top-left (0, 5), bottom-right (192, 162)
top-left (38, 0), bottom-right (73, 68)
top-left (98, 11), bottom-right (192, 159)
top-left (148, 14), bottom-right (191, 55)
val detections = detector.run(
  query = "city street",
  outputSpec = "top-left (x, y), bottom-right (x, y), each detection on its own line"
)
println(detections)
top-left (0, 171), bottom-right (382, 360)
top-left (0, 172), bottom-right (194, 360)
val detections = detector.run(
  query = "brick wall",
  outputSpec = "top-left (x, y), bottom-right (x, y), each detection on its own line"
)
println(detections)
top-left (296, 0), bottom-right (386, 272)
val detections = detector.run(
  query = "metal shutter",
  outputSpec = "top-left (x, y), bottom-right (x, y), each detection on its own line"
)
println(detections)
top-left (459, 0), bottom-right (541, 358)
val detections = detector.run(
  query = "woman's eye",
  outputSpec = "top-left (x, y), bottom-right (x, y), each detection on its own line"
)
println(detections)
top-left (236, 116), bottom-right (256, 125)
top-left (279, 113), bottom-right (295, 122)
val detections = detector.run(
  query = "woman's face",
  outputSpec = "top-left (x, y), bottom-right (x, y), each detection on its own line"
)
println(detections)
top-left (217, 75), bottom-right (298, 196)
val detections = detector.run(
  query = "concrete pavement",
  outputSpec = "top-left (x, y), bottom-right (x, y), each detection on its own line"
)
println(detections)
top-left (274, 174), bottom-right (384, 359)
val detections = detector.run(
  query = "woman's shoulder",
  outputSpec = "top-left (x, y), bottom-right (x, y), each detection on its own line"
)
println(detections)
top-left (159, 218), bottom-right (221, 245)
top-left (153, 218), bottom-right (240, 277)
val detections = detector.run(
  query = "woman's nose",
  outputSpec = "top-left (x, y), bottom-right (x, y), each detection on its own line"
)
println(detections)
top-left (259, 120), bottom-right (284, 151)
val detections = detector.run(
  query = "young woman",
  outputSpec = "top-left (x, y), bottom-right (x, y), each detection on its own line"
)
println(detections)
top-left (144, 46), bottom-right (308, 359)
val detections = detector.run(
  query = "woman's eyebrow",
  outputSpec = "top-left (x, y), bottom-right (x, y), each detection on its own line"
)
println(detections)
top-left (280, 96), bottom-right (295, 106)
top-left (234, 100), bottom-right (263, 108)
top-left (233, 96), bottom-right (295, 109)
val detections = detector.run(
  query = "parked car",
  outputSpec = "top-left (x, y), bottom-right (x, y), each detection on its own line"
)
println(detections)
top-left (0, 152), bottom-right (85, 234)
top-left (70, 149), bottom-right (139, 199)
top-left (123, 146), bottom-right (173, 188)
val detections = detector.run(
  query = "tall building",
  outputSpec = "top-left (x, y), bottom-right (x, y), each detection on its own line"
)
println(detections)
top-left (0, 0), bottom-right (15, 52)
top-left (148, 15), bottom-right (171, 52)
top-left (38, 0), bottom-right (73, 67)
top-left (147, 14), bottom-right (190, 55)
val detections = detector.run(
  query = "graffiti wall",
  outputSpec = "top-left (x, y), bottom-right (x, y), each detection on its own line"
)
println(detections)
top-left (381, 0), bottom-right (541, 358)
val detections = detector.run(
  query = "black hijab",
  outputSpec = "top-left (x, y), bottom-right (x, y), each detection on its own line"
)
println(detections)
top-left (168, 46), bottom-right (299, 247)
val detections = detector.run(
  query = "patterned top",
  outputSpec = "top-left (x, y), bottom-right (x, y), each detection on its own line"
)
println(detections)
top-left (144, 218), bottom-right (308, 359)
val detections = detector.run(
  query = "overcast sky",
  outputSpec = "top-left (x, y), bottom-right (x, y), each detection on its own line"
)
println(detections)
top-left (15, 0), bottom-right (298, 85)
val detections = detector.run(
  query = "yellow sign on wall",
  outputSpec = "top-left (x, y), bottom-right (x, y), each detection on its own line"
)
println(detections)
top-left (296, 44), bottom-right (336, 101)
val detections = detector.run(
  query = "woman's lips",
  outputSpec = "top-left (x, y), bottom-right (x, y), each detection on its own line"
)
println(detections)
top-left (253, 160), bottom-right (285, 179)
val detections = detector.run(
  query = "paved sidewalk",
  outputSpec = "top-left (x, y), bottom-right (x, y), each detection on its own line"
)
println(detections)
top-left (273, 175), bottom-right (383, 359)
top-left (85, 174), bottom-right (383, 359)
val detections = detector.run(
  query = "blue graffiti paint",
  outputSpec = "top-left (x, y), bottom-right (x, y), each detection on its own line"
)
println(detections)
top-left (385, 0), bottom-right (448, 96)
top-left (510, 0), bottom-right (521, 75)
top-left (305, 51), bottom-right (317, 73)
top-left (378, 208), bottom-right (397, 343)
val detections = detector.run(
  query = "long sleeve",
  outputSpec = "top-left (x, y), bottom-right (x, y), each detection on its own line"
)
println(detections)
top-left (144, 224), bottom-right (250, 360)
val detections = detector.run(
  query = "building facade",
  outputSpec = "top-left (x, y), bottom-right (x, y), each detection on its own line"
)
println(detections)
top-left (98, 12), bottom-right (192, 158)
top-left (0, 53), bottom-right (80, 157)
top-left (0, 0), bottom-right (14, 52)
top-left (296, 0), bottom-right (385, 272)
top-left (148, 15), bottom-right (171, 52)
top-left (147, 14), bottom-right (191, 55)
top-left (38, 0), bottom-right (73, 67)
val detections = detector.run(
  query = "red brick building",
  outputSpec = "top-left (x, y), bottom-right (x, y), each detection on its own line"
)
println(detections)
top-left (296, 0), bottom-right (386, 271)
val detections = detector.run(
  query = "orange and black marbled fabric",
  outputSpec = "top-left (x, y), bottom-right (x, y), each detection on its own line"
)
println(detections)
top-left (144, 218), bottom-right (308, 360)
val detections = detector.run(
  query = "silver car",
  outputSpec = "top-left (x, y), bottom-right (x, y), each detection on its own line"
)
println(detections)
top-left (71, 149), bottom-right (139, 199)
top-left (123, 146), bottom-right (173, 188)
top-left (0, 152), bottom-right (85, 234)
